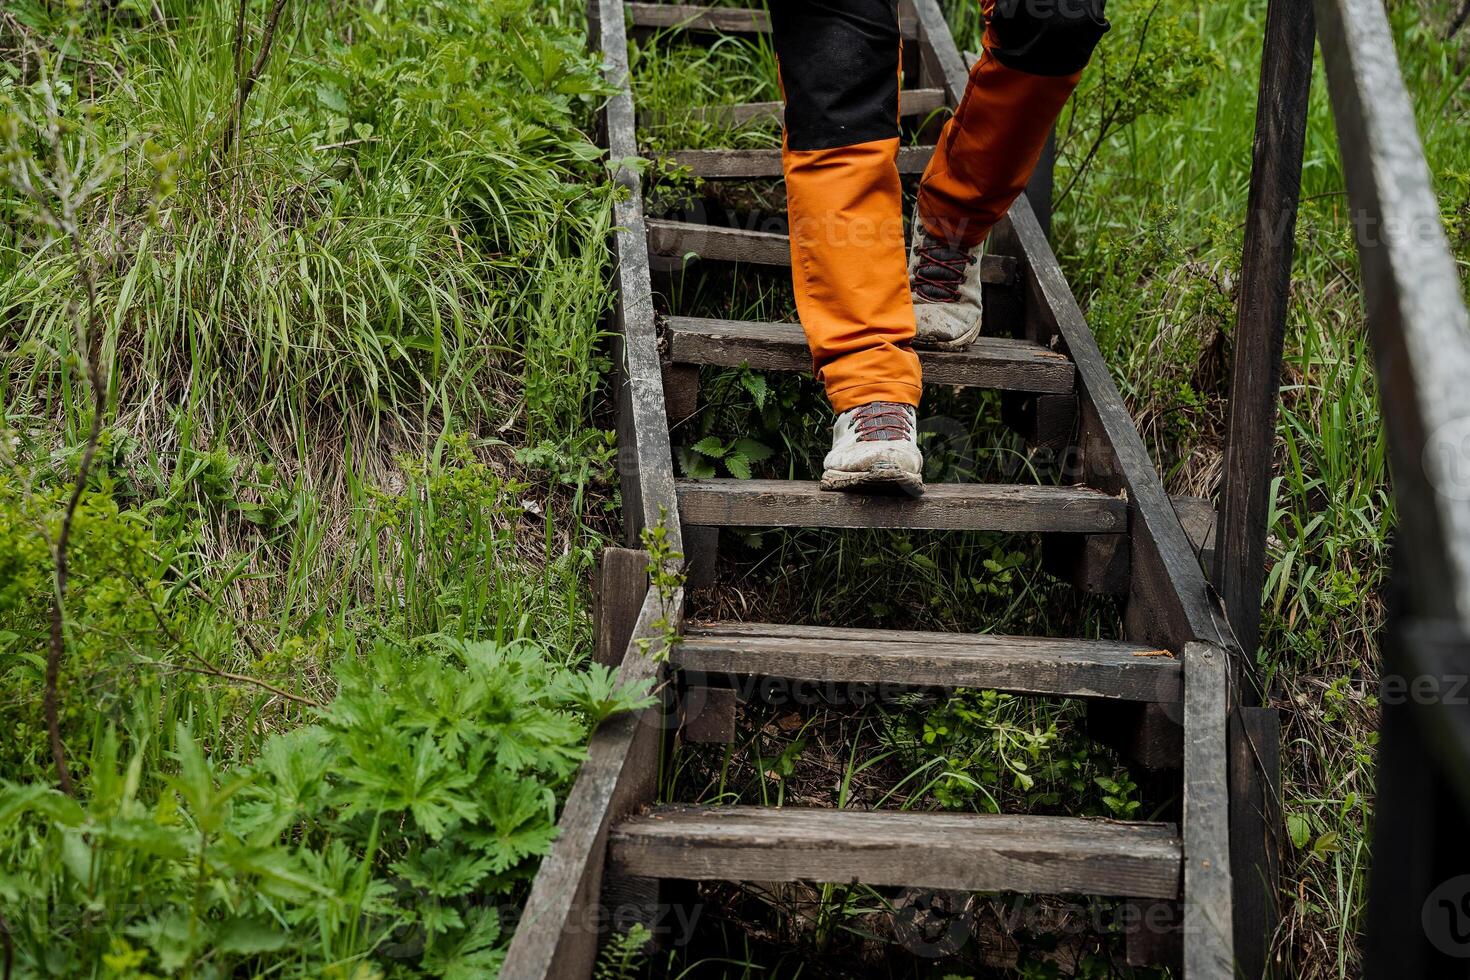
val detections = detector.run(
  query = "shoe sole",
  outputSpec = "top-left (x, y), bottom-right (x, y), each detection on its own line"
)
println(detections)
top-left (913, 310), bottom-right (984, 352)
top-left (820, 465), bottom-right (925, 497)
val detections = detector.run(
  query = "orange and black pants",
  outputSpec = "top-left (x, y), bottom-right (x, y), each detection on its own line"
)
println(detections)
top-left (772, 0), bottom-right (1108, 412)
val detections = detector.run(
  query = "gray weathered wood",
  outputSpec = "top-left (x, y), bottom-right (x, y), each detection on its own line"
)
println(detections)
top-left (675, 622), bottom-right (1181, 701)
top-left (1230, 705), bottom-right (1282, 980)
top-left (1182, 642), bottom-right (1235, 977)
top-left (1215, 0), bottom-right (1314, 672)
top-left (681, 685), bottom-right (739, 743)
top-left (664, 316), bottom-right (1074, 393)
top-left (596, 3), bottom-right (683, 551)
top-left (625, 2), bottom-right (770, 33)
top-left (641, 88), bottom-right (947, 129)
top-left (626, 3), bottom-right (919, 38)
top-left (608, 805), bottom-right (1183, 898)
top-left (663, 144), bottom-right (936, 179)
top-left (1314, 0), bottom-right (1470, 625)
top-left (1317, 0), bottom-right (1470, 962)
top-left (676, 479), bottom-right (1127, 533)
top-left (593, 548), bottom-right (650, 668)
top-left (648, 219), bottom-right (1017, 283)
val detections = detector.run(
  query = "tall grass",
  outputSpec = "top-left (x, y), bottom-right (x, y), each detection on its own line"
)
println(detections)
top-left (0, 1), bottom-right (638, 974)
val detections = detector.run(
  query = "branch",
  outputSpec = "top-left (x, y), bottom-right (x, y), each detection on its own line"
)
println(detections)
top-left (138, 660), bottom-right (322, 709)
top-left (217, 0), bottom-right (290, 161)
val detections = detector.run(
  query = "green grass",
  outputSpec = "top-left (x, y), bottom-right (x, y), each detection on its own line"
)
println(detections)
top-left (0, 1), bottom-right (643, 975)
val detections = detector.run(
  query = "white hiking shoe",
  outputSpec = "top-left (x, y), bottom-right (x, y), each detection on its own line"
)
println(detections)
top-left (908, 212), bottom-right (985, 350)
top-left (820, 401), bottom-right (924, 496)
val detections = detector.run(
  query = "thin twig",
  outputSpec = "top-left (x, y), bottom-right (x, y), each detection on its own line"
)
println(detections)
top-left (217, 0), bottom-right (290, 160)
top-left (138, 660), bottom-right (322, 708)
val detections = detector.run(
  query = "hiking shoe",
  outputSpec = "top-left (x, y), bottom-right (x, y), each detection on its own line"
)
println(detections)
top-left (820, 400), bottom-right (923, 496)
top-left (908, 209), bottom-right (985, 350)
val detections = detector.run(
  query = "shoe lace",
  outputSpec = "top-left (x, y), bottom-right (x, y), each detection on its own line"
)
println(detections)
top-left (851, 401), bottom-right (914, 442)
top-left (912, 236), bottom-right (977, 303)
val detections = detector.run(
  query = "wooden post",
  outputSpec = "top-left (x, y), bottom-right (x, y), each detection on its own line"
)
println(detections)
top-left (1214, 0), bottom-right (1314, 664)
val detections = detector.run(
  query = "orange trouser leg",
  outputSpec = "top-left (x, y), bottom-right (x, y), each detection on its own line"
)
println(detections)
top-left (917, 0), bottom-right (1094, 248)
top-left (784, 136), bottom-right (921, 413)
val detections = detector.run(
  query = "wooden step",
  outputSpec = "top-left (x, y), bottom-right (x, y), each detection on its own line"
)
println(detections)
top-left (676, 479), bottom-right (1126, 533)
top-left (626, 3), bottom-right (919, 38)
top-left (641, 88), bottom-right (948, 129)
top-left (676, 622), bottom-right (1180, 702)
top-left (626, 2), bottom-right (770, 33)
top-left (664, 316), bottom-right (1073, 393)
top-left (609, 805), bottom-right (1182, 898)
top-left (662, 145), bottom-right (935, 179)
top-left (647, 219), bottom-right (1017, 282)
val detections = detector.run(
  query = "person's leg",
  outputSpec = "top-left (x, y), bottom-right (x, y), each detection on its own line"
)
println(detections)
top-left (908, 0), bottom-right (1107, 348)
top-left (773, 0), bottom-right (925, 494)
top-left (772, 0), bottom-right (918, 415)
top-left (918, 0), bottom-right (1108, 246)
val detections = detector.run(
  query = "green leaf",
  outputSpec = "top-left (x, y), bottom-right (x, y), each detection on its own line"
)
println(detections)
top-left (214, 916), bottom-right (290, 955)
top-left (1287, 813), bottom-right (1311, 849)
top-left (724, 452), bottom-right (751, 480)
top-left (731, 437), bottom-right (774, 463)
top-left (691, 436), bottom-right (726, 458)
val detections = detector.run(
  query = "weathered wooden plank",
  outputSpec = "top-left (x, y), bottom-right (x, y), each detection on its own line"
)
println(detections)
top-left (681, 685), bottom-right (739, 743)
top-left (1230, 705), bottom-right (1282, 980)
top-left (626, 3), bottom-right (920, 38)
top-left (1215, 0), bottom-right (1315, 668)
top-left (595, 4), bottom-right (683, 551)
top-left (663, 144), bottom-right (936, 178)
top-left (663, 316), bottom-right (1073, 393)
top-left (640, 88), bottom-right (947, 129)
top-left (648, 219), bottom-right (1018, 283)
top-left (625, 2), bottom-right (770, 33)
top-left (608, 806), bottom-right (1183, 899)
top-left (593, 548), bottom-right (649, 668)
top-left (1314, 0), bottom-right (1470, 624)
top-left (1181, 642), bottom-right (1235, 977)
top-left (675, 479), bottom-right (1127, 533)
top-left (674, 623), bottom-right (1181, 702)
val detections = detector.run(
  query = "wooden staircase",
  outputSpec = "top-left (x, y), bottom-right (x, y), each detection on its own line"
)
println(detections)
top-left (502, 2), bottom-right (1279, 977)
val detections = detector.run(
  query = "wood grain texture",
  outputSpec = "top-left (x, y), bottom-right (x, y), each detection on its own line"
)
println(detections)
top-left (596, 4), bottom-right (683, 551)
top-left (1181, 642), bottom-right (1235, 977)
top-left (676, 479), bottom-right (1126, 533)
top-left (663, 316), bottom-right (1074, 393)
top-left (593, 548), bottom-right (648, 668)
top-left (608, 805), bottom-right (1183, 899)
top-left (626, 3), bottom-right (919, 38)
top-left (1215, 0), bottom-right (1314, 669)
top-left (675, 622), bottom-right (1181, 702)
top-left (1314, 0), bottom-right (1470, 624)
top-left (625, 3), bottom-right (770, 33)
top-left (647, 219), bottom-right (1017, 283)
top-left (641, 88), bottom-right (947, 128)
